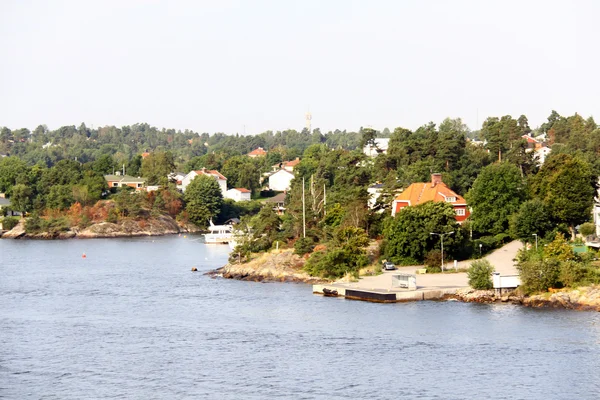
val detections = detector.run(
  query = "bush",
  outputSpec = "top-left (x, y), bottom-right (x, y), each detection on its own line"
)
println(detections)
top-left (579, 222), bottom-right (596, 238)
top-left (1, 216), bottom-right (19, 231)
top-left (559, 260), bottom-right (585, 288)
top-left (467, 259), bottom-right (495, 290)
top-left (294, 237), bottom-right (315, 256)
top-left (517, 257), bottom-right (561, 294)
top-left (424, 250), bottom-right (442, 272)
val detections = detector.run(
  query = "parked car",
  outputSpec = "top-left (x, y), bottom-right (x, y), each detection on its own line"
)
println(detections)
top-left (383, 261), bottom-right (396, 271)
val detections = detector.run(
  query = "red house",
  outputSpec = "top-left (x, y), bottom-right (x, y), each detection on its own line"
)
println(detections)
top-left (391, 173), bottom-right (470, 223)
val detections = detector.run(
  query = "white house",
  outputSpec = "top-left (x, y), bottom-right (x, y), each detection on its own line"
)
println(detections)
top-left (225, 188), bottom-right (251, 202)
top-left (534, 146), bottom-right (552, 165)
top-left (363, 138), bottom-right (390, 157)
top-left (268, 169), bottom-right (295, 191)
top-left (367, 183), bottom-right (384, 210)
top-left (182, 168), bottom-right (227, 196)
top-left (168, 172), bottom-right (186, 190)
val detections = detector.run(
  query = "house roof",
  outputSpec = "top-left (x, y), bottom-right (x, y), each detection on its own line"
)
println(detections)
top-left (104, 175), bottom-right (146, 183)
top-left (248, 147), bottom-right (267, 156)
top-left (269, 169), bottom-right (295, 178)
top-left (234, 188), bottom-right (251, 193)
top-left (265, 193), bottom-right (287, 203)
top-left (193, 169), bottom-right (227, 180)
top-left (393, 178), bottom-right (466, 206)
top-left (272, 158), bottom-right (301, 169)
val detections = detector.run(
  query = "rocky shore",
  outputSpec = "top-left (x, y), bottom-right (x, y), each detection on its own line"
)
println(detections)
top-left (448, 287), bottom-right (600, 312)
top-left (0, 216), bottom-right (200, 239)
top-left (207, 249), bottom-right (328, 284)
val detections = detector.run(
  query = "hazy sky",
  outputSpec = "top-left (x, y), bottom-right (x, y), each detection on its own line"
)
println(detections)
top-left (1, 0), bottom-right (598, 134)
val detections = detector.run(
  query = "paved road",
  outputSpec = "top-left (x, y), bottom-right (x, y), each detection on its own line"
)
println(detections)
top-left (336, 240), bottom-right (522, 291)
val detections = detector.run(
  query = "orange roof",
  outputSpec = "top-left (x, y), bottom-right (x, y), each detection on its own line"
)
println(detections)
top-left (283, 158), bottom-right (300, 167)
top-left (194, 169), bottom-right (227, 180)
top-left (393, 181), bottom-right (466, 206)
top-left (141, 152), bottom-right (150, 159)
top-left (234, 188), bottom-right (251, 193)
top-left (248, 147), bottom-right (267, 156)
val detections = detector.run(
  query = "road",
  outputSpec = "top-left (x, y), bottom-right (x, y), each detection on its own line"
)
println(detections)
top-left (336, 240), bottom-right (522, 292)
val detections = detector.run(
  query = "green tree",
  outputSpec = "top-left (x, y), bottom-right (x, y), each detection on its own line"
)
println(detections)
top-left (532, 153), bottom-right (596, 239)
top-left (383, 201), bottom-right (461, 264)
top-left (46, 185), bottom-right (75, 210)
top-left (9, 184), bottom-right (33, 214)
top-left (304, 226), bottom-right (370, 278)
top-left (509, 199), bottom-right (553, 243)
top-left (466, 163), bottom-right (526, 235)
top-left (140, 151), bottom-right (175, 185)
top-left (184, 175), bottom-right (223, 226)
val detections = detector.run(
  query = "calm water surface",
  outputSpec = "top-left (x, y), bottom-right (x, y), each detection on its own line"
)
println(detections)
top-left (1, 236), bottom-right (600, 399)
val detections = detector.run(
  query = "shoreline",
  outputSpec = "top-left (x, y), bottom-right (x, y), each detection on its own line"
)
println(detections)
top-left (0, 216), bottom-right (202, 240)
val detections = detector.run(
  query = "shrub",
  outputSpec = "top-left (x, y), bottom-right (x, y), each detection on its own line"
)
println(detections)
top-left (517, 258), bottom-right (561, 294)
top-left (294, 237), bottom-right (315, 256)
top-left (424, 250), bottom-right (442, 272)
top-left (579, 222), bottom-right (596, 238)
top-left (559, 260), bottom-right (585, 288)
top-left (1, 216), bottom-right (19, 231)
top-left (467, 259), bottom-right (495, 290)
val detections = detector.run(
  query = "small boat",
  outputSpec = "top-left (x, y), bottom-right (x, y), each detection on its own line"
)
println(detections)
top-left (322, 288), bottom-right (339, 297)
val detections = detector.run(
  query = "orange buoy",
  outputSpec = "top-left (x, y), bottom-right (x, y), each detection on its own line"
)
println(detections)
top-left (82, 253), bottom-right (87, 259)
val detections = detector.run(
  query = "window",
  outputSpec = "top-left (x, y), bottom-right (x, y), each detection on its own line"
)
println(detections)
top-left (456, 208), bottom-right (465, 216)
top-left (113, 182), bottom-right (119, 187)
top-left (446, 196), bottom-right (456, 202)
top-left (137, 183), bottom-right (142, 188)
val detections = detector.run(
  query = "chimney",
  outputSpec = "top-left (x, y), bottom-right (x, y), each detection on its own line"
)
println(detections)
top-left (431, 173), bottom-right (442, 187)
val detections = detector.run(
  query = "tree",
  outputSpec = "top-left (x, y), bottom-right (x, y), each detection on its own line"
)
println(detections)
top-left (466, 163), bottom-right (526, 235)
top-left (509, 199), bottom-right (553, 243)
top-left (0, 156), bottom-right (28, 195)
top-left (140, 151), bottom-right (175, 185)
top-left (46, 185), bottom-right (75, 210)
top-left (184, 175), bottom-right (223, 226)
top-left (532, 153), bottom-right (596, 239)
top-left (9, 184), bottom-right (32, 214)
top-left (383, 201), bottom-right (461, 264)
top-left (304, 226), bottom-right (370, 278)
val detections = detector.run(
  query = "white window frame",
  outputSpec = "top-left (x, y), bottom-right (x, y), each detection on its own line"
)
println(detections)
top-left (456, 208), bottom-right (465, 216)
top-left (446, 196), bottom-right (456, 202)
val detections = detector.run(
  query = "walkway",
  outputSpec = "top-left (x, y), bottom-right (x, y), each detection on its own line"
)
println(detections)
top-left (334, 240), bottom-right (522, 292)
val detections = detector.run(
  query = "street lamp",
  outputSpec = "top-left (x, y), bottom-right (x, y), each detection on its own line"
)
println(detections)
top-left (532, 234), bottom-right (538, 251)
top-left (479, 243), bottom-right (482, 258)
top-left (430, 231), bottom-right (454, 272)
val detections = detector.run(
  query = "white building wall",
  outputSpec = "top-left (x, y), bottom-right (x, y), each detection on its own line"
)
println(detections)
top-left (269, 170), bottom-right (295, 191)
top-left (182, 171), bottom-right (227, 197)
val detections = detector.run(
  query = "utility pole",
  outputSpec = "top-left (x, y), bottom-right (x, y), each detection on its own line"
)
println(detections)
top-left (430, 231), bottom-right (454, 272)
top-left (302, 177), bottom-right (306, 238)
top-left (323, 184), bottom-right (327, 216)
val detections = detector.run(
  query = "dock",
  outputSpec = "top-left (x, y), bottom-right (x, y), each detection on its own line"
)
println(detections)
top-left (313, 283), bottom-right (460, 303)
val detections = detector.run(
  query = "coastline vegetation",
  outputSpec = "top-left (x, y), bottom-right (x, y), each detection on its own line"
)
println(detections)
top-left (2, 111), bottom-right (600, 294)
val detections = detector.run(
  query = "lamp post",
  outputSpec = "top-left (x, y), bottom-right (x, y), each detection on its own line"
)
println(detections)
top-left (479, 243), bottom-right (482, 258)
top-left (430, 231), bottom-right (454, 272)
top-left (532, 234), bottom-right (538, 251)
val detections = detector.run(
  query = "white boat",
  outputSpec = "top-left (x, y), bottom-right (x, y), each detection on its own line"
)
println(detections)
top-left (204, 221), bottom-right (234, 244)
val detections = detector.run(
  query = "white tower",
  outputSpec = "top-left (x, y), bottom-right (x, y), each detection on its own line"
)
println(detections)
top-left (305, 111), bottom-right (312, 133)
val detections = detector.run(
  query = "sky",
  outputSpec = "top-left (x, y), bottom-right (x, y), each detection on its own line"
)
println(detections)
top-left (1, 0), bottom-right (599, 135)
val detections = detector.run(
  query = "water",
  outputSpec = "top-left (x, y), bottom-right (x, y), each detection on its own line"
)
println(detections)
top-left (1, 236), bottom-right (600, 399)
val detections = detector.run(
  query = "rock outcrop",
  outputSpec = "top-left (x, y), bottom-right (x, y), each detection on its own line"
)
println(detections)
top-left (448, 286), bottom-right (600, 311)
top-left (1, 215), bottom-right (195, 239)
top-left (523, 287), bottom-right (600, 311)
top-left (208, 249), bottom-right (328, 284)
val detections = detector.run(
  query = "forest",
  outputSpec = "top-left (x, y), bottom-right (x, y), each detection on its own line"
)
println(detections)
top-left (1, 110), bottom-right (599, 286)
